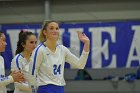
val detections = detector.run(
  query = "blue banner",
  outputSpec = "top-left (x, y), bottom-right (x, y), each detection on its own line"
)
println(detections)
top-left (1, 21), bottom-right (140, 69)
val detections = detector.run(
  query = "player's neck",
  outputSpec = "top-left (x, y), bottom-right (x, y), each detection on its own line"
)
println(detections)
top-left (45, 40), bottom-right (57, 52)
top-left (21, 51), bottom-right (31, 62)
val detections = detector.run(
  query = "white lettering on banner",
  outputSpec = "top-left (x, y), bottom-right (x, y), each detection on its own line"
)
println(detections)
top-left (7, 30), bottom-right (21, 56)
top-left (7, 29), bottom-right (35, 56)
top-left (59, 29), bottom-right (65, 45)
top-left (68, 28), bottom-right (83, 68)
top-left (126, 26), bottom-right (140, 67)
top-left (89, 27), bottom-right (117, 68)
top-left (4, 23), bottom-right (140, 69)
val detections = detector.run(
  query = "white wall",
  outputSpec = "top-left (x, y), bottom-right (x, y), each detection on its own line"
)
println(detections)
top-left (0, 0), bottom-right (140, 24)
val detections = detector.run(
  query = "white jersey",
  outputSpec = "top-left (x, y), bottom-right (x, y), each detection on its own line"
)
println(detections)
top-left (0, 55), bottom-right (14, 93)
top-left (11, 54), bottom-right (32, 93)
top-left (29, 43), bottom-right (89, 87)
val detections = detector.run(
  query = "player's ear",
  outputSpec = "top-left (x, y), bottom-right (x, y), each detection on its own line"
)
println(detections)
top-left (21, 42), bottom-right (25, 48)
top-left (43, 30), bottom-right (47, 36)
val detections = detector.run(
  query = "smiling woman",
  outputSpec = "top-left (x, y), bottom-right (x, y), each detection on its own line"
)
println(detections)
top-left (29, 21), bottom-right (90, 93)
top-left (0, 31), bottom-right (25, 93)
top-left (11, 30), bottom-right (37, 93)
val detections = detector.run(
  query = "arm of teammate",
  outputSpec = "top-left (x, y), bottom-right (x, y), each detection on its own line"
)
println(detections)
top-left (0, 75), bottom-right (14, 87)
top-left (11, 59), bottom-right (31, 92)
top-left (65, 31), bottom-right (90, 69)
top-left (0, 56), bottom-right (14, 87)
top-left (0, 59), bottom-right (25, 87)
top-left (14, 82), bottom-right (32, 92)
top-left (0, 71), bottom-right (25, 87)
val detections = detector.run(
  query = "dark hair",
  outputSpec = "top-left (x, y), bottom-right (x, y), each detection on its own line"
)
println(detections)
top-left (15, 30), bottom-right (36, 55)
top-left (39, 20), bottom-right (59, 42)
top-left (0, 31), bottom-right (4, 37)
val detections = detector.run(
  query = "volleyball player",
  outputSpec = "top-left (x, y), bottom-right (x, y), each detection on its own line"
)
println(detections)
top-left (29, 21), bottom-right (90, 93)
top-left (11, 30), bottom-right (37, 93)
top-left (0, 31), bottom-right (25, 93)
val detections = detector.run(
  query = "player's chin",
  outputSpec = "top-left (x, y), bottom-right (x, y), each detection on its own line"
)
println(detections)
top-left (1, 49), bottom-right (5, 52)
top-left (53, 36), bottom-right (59, 40)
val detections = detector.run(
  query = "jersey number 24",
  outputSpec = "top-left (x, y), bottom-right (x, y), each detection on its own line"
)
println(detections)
top-left (53, 64), bottom-right (61, 75)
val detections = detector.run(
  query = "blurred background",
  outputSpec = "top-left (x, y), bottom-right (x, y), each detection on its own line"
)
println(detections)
top-left (1, 0), bottom-right (140, 93)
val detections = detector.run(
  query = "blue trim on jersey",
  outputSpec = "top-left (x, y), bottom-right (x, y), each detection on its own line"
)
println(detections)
top-left (32, 43), bottom-right (43, 75)
top-left (19, 53), bottom-right (24, 58)
top-left (16, 54), bottom-right (21, 70)
top-left (42, 42), bottom-right (46, 47)
top-left (0, 76), bottom-right (10, 82)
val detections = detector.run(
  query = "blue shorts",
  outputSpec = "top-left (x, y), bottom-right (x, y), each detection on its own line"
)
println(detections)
top-left (37, 84), bottom-right (64, 93)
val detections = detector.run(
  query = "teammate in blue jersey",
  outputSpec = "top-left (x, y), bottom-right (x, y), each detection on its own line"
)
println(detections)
top-left (0, 31), bottom-right (25, 93)
top-left (29, 21), bottom-right (90, 93)
top-left (11, 30), bottom-right (37, 93)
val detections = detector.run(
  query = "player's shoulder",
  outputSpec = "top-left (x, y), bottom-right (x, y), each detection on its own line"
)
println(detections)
top-left (12, 54), bottom-right (24, 61)
top-left (57, 44), bottom-right (69, 52)
top-left (57, 44), bottom-right (66, 49)
top-left (0, 55), bottom-right (4, 62)
top-left (0, 55), bottom-right (3, 59)
top-left (34, 43), bottom-right (46, 52)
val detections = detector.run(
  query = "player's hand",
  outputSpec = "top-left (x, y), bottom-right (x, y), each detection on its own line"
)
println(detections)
top-left (11, 70), bottom-right (25, 83)
top-left (77, 31), bottom-right (90, 44)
